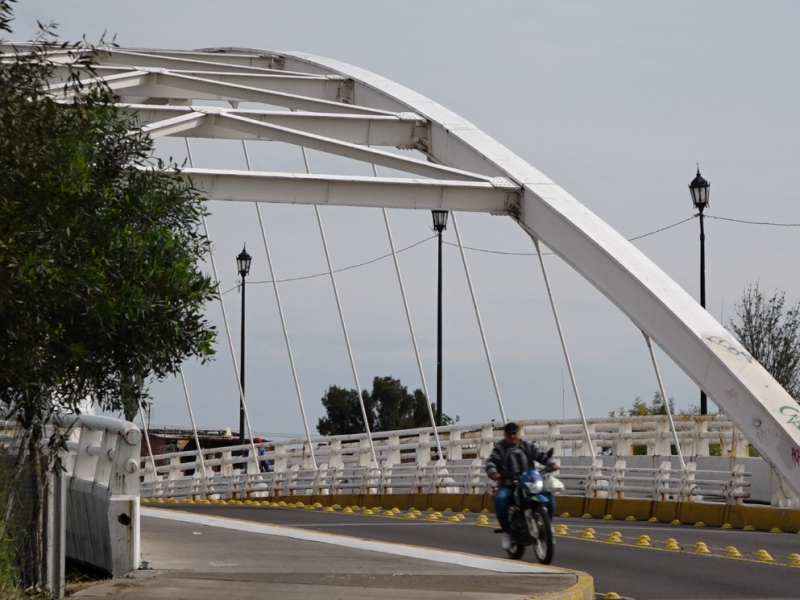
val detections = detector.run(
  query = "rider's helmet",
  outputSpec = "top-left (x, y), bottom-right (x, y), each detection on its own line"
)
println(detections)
top-left (521, 469), bottom-right (544, 494)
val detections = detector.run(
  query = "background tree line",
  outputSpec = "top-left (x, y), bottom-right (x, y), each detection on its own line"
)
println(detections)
top-left (317, 376), bottom-right (457, 436)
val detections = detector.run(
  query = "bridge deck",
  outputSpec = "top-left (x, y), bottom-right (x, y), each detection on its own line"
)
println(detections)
top-left (74, 507), bottom-right (592, 599)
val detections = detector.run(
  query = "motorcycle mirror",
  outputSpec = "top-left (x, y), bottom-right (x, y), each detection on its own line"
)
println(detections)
top-left (546, 448), bottom-right (554, 459)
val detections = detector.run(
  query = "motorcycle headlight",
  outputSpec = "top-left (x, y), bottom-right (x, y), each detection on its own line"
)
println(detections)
top-left (525, 479), bottom-right (544, 494)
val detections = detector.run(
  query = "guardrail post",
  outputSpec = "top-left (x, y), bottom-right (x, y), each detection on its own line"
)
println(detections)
top-left (302, 443), bottom-right (315, 470)
top-left (654, 420), bottom-right (671, 456)
top-left (586, 459), bottom-right (606, 498)
top-left (678, 461), bottom-right (698, 502)
top-left (655, 460), bottom-right (672, 501)
top-left (613, 420), bottom-right (631, 456)
top-left (328, 439), bottom-right (342, 468)
top-left (547, 423), bottom-right (562, 456)
top-left (386, 434), bottom-right (401, 466)
top-left (273, 444), bottom-right (287, 472)
top-left (448, 429), bottom-right (462, 461)
top-left (479, 425), bottom-right (495, 459)
top-left (692, 420), bottom-right (710, 457)
top-left (609, 460), bottom-right (626, 499)
top-left (415, 431), bottom-right (430, 464)
top-left (358, 437), bottom-right (372, 467)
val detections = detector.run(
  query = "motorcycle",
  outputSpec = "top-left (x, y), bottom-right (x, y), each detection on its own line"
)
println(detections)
top-left (496, 451), bottom-right (564, 563)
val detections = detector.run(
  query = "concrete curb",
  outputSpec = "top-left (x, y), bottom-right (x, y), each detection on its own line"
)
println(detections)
top-left (556, 497), bottom-right (800, 531)
top-left (529, 573), bottom-right (594, 600)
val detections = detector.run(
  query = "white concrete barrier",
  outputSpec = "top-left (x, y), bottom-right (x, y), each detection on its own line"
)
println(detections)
top-left (61, 414), bottom-right (141, 576)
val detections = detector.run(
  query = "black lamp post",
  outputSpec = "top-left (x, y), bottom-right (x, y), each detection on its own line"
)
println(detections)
top-left (688, 166), bottom-right (710, 415)
top-left (431, 210), bottom-right (449, 427)
top-left (236, 245), bottom-right (252, 443)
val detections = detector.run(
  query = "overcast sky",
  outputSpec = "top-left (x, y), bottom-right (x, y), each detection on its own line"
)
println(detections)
top-left (10, 2), bottom-right (800, 438)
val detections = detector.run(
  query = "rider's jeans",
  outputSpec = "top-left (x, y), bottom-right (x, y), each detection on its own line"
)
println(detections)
top-left (494, 485), bottom-right (556, 532)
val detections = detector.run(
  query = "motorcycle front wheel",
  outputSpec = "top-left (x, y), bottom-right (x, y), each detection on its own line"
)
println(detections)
top-left (527, 505), bottom-right (554, 564)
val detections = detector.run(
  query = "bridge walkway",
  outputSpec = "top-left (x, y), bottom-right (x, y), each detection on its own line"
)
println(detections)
top-left (73, 507), bottom-right (593, 600)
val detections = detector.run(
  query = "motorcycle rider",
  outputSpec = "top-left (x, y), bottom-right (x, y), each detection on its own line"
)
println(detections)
top-left (486, 421), bottom-right (558, 550)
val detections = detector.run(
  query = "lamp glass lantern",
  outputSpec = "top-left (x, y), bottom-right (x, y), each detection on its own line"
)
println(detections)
top-left (236, 247), bottom-right (252, 278)
top-left (689, 168), bottom-right (710, 211)
top-left (431, 210), bottom-right (449, 232)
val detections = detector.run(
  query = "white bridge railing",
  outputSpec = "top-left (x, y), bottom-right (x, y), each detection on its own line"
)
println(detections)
top-left (140, 415), bottom-right (754, 506)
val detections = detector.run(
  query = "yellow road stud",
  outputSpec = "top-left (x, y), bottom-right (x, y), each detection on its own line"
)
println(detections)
top-left (383, 511), bottom-right (395, 517)
top-left (580, 528), bottom-right (596, 539)
top-left (664, 539), bottom-right (680, 551)
top-left (625, 516), bottom-right (636, 521)
top-left (323, 507), bottom-right (335, 512)
top-left (447, 516), bottom-right (460, 522)
top-left (278, 501), bottom-right (287, 507)
top-left (412, 510), bottom-right (422, 516)
top-left (560, 512), bottom-right (571, 518)
top-left (481, 509), bottom-right (490, 514)
top-left (456, 514), bottom-right (466, 521)
top-left (721, 523), bottom-right (732, 529)
top-left (788, 553), bottom-right (800, 566)
top-left (428, 507), bottom-right (435, 512)
top-left (581, 513), bottom-right (593, 519)
top-left (770, 527), bottom-right (783, 533)
top-left (607, 532), bottom-right (622, 543)
top-left (426, 514), bottom-right (439, 521)
top-left (648, 517), bottom-right (659, 523)
top-left (331, 504), bottom-right (341, 509)
top-left (295, 502), bottom-right (304, 508)
top-left (603, 515), bottom-right (614, 520)
top-left (670, 519), bottom-right (681, 525)
top-left (756, 550), bottom-right (774, 562)
top-left (313, 503), bottom-right (323, 508)
top-left (462, 508), bottom-right (471, 513)
top-left (391, 508), bottom-right (401, 514)
top-left (362, 509), bottom-right (374, 515)
top-left (694, 542), bottom-right (711, 555)
top-left (743, 525), bottom-right (755, 531)
top-left (555, 525), bottom-right (569, 536)
top-left (604, 593), bottom-right (622, 600)
top-left (404, 513), bottom-right (417, 519)
top-left (304, 505), bottom-right (316, 510)
top-left (243, 500), bottom-right (252, 505)
top-left (694, 521), bottom-right (705, 527)
top-left (342, 507), bottom-right (353, 514)
top-left (636, 535), bottom-right (651, 547)
top-left (724, 546), bottom-right (742, 558)
top-left (444, 507), bottom-right (453, 512)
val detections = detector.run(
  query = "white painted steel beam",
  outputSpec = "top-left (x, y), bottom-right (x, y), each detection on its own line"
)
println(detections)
top-left (124, 105), bottom-right (426, 146)
top-left (183, 169), bottom-right (518, 213)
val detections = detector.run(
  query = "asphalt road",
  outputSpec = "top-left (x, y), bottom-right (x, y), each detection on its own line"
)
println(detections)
top-left (150, 503), bottom-right (800, 600)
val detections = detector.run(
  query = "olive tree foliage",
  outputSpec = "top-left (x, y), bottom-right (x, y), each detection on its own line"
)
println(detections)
top-left (729, 283), bottom-right (800, 401)
top-left (317, 376), bottom-right (457, 436)
top-left (0, 0), bottom-right (216, 496)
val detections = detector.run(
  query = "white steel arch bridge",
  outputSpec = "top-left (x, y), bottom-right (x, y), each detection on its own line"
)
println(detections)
top-left (37, 44), bottom-right (800, 498)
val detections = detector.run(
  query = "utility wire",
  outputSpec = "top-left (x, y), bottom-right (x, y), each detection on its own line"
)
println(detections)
top-left (706, 215), bottom-right (800, 227)
top-left (218, 212), bottom-right (795, 294)
top-left (221, 234), bottom-right (436, 295)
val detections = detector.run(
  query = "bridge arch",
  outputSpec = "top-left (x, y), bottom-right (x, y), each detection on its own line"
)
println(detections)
top-left (68, 45), bottom-right (800, 496)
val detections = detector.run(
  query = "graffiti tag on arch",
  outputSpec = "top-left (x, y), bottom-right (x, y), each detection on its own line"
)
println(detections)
top-left (779, 405), bottom-right (800, 432)
top-left (705, 336), bottom-right (754, 363)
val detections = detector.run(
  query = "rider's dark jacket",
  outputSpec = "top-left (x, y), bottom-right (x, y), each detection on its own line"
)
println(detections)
top-left (485, 440), bottom-right (554, 487)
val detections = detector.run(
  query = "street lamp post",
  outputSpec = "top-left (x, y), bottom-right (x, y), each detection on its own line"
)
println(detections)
top-left (236, 245), bottom-right (252, 443)
top-left (689, 166), bottom-right (710, 415)
top-left (431, 210), bottom-right (449, 427)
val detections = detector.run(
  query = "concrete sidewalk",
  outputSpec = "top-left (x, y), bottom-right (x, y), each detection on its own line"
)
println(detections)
top-left (75, 508), bottom-right (593, 600)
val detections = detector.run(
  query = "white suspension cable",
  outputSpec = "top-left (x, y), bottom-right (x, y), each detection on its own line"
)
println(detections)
top-left (532, 237), bottom-right (596, 457)
top-left (247, 141), bottom-right (317, 469)
top-left (642, 332), bottom-right (685, 468)
top-left (450, 213), bottom-right (507, 424)
top-left (369, 160), bottom-right (442, 456)
top-left (137, 403), bottom-right (158, 483)
top-left (186, 139), bottom-right (260, 470)
top-left (179, 365), bottom-right (207, 476)
top-left (302, 147), bottom-right (377, 464)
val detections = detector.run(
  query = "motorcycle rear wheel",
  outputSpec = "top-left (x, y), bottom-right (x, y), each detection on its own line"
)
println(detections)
top-left (528, 505), bottom-right (554, 564)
